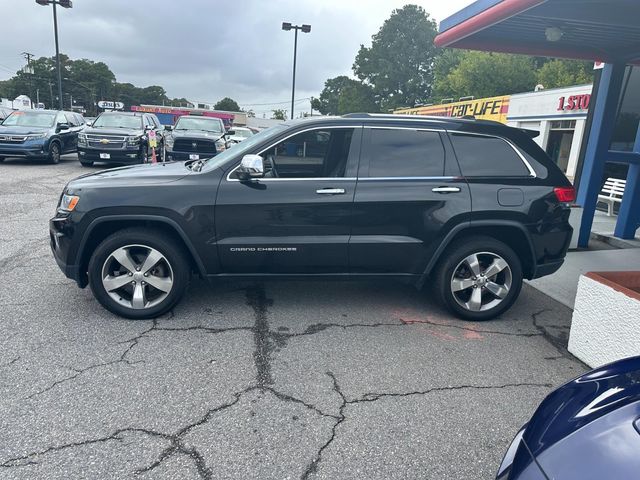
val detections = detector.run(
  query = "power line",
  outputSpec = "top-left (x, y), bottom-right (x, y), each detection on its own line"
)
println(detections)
top-left (241, 97), bottom-right (311, 107)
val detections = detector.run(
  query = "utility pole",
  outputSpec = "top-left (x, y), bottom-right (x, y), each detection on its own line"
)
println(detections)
top-left (22, 52), bottom-right (35, 108)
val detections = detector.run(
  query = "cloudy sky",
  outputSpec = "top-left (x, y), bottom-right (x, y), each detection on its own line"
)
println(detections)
top-left (1, 0), bottom-right (473, 114)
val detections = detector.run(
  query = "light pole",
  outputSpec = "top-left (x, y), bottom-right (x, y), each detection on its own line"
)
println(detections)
top-left (282, 22), bottom-right (310, 120)
top-left (36, 0), bottom-right (73, 110)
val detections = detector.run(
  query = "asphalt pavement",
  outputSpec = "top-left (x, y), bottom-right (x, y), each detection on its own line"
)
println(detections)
top-left (0, 155), bottom-right (586, 479)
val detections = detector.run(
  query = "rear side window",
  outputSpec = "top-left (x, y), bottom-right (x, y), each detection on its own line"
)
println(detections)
top-left (368, 128), bottom-right (445, 177)
top-left (450, 133), bottom-right (530, 177)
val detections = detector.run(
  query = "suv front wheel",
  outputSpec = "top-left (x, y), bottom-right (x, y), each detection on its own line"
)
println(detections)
top-left (435, 236), bottom-right (523, 321)
top-left (88, 228), bottom-right (190, 319)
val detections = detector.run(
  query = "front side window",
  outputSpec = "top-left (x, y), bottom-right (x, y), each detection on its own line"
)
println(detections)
top-left (65, 113), bottom-right (79, 126)
top-left (450, 133), bottom-right (530, 177)
top-left (367, 128), bottom-right (445, 177)
top-left (257, 128), bottom-right (355, 178)
top-left (92, 114), bottom-right (143, 129)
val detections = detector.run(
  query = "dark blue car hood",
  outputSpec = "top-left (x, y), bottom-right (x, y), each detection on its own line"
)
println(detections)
top-left (0, 125), bottom-right (50, 135)
top-left (522, 356), bottom-right (640, 458)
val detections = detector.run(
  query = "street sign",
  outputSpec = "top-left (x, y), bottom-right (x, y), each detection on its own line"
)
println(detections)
top-left (97, 100), bottom-right (124, 110)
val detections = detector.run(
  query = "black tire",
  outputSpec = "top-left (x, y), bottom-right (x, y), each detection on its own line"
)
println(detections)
top-left (47, 142), bottom-right (61, 164)
top-left (88, 228), bottom-right (190, 319)
top-left (434, 236), bottom-right (523, 321)
top-left (80, 160), bottom-right (93, 167)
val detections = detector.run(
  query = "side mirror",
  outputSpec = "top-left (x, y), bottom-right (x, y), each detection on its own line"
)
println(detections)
top-left (225, 129), bottom-right (235, 136)
top-left (57, 122), bottom-right (70, 131)
top-left (237, 154), bottom-right (264, 181)
top-left (165, 125), bottom-right (173, 131)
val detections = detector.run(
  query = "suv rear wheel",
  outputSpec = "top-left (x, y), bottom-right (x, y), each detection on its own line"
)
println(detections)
top-left (434, 236), bottom-right (522, 321)
top-left (88, 228), bottom-right (190, 319)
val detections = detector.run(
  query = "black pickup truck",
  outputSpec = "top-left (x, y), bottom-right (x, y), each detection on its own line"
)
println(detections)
top-left (164, 115), bottom-right (229, 161)
top-left (51, 114), bottom-right (574, 320)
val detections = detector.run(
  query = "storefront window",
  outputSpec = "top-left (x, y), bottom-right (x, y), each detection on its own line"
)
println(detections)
top-left (611, 66), bottom-right (640, 151)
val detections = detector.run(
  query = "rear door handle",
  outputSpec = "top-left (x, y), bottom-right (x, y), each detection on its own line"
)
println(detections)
top-left (432, 186), bottom-right (461, 194)
top-left (316, 188), bottom-right (346, 195)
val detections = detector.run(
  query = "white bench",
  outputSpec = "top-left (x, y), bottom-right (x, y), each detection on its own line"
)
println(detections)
top-left (598, 177), bottom-right (626, 216)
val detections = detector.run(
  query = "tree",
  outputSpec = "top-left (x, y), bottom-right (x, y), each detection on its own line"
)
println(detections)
top-left (537, 59), bottom-right (593, 89)
top-left (271, 109), bottom-right (287, 120)
top-left (440, 51), bottom-right (536, 99)
top-left (214, 97), bottom-right (241, 112)
top-left (353, 5), bottom-right (439, 110)
top-left (313, 76), bottom-right (378, 115)
top-left (431, 49), bottom-right (464, 101)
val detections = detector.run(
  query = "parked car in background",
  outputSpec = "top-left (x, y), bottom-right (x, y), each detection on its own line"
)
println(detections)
top-left (0, 107), bottom-right (14, 122)
top-left (497, 355), bottom-right (640, 480)
top-left (164, 115), bottom-right (228, 161)
top-left (0, 109), bottom-right (82, 163)
top-left (50, 114), bottom-right (574, 320)
top-left (77, 111), bottom-right (164, 167)
top-left (227, 126), bottom-right (254, 145)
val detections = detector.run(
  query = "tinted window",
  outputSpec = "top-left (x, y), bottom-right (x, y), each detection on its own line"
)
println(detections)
top-left (368, 129), bottom-right (445, 177)
top-left (450, 133), bottom-right (529, 177)
top-left (256, 128), bottom-right (355, 178)
top-left (611, 66), bottom-right (640, 151)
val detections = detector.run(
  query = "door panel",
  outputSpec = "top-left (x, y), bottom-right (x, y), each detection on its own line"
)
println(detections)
top-left (214, 126), bottom-right (362, 274)
top-left (349, 127), bottom-right (471, 274)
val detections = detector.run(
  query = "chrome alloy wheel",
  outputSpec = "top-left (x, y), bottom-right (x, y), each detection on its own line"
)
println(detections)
top-left (101, 244), bottom-right (173, 310)
top-left (450, 252), bottom-right (512, 312)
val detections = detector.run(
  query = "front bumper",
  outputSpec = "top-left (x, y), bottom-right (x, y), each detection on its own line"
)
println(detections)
top-left (49, 213), bottom-right (86, 287)
top-left (78, 146), bottom-right (142, 164)
top-left (166, 149), bottom-right (218, 161)
top-left (0, 142), bottom-right (48, 159)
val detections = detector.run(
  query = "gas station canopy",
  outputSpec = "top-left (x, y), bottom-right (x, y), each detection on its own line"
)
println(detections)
top-left (435, 0), bottom-right (640, 63)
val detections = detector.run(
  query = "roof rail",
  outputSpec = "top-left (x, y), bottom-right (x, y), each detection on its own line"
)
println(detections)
top-left (341, 113), bottom-right (371, 118)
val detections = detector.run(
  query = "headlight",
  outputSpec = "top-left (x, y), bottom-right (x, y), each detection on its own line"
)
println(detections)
top-left (78, 133), bottom-right (87, 145)
top-left (215, 139), bottom-right (226, 152)
top-left (27, 132), bottom-right (47, 140)
top-left (127, 135), bottom-right (142, 146)
top-left (165, 135), bottom-right (174, 149)
top-left (59, 193), bottom-right (80, 212)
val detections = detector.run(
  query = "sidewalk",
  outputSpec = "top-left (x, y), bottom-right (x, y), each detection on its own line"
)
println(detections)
top-left (527, 248), bottom-right (640, 309)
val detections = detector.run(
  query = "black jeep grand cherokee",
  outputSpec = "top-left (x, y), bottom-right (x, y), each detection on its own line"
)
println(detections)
top-left (50, 114), bottom-right (574, 320)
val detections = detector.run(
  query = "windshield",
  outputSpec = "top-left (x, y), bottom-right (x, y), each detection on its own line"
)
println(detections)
top-left (92, 114), bottom-right (142, 129)
top-left (201, 123), bottom-right (289, 172)
top-left (234, 129), bottom-right (253, 138)
top-left (175, 116), bottom-right (224, 133)
top-left (2, 111), bottom-right (56, 128)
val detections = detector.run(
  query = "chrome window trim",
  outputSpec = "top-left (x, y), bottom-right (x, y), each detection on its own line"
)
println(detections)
top-left (358, 176), bottom-right (457, 181)
top-left (448, 130), bottom-right (537, 178)
top-left (363, 125), bottom-right (446, 133)
top-left (226, 125), bottom-right (359, 182)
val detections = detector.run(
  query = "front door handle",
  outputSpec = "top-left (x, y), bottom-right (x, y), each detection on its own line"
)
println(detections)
top-left (316, 188), bottom-right (346, 195)
top-left (432, 186), bottom-right (461, 194)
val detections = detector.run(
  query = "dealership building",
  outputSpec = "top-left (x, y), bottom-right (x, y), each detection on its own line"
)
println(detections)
top-left (395, 83), bottom-right (592, 180)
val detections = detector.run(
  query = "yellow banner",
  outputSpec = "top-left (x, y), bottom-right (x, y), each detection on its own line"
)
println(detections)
top-left (394, 95), bottom-right (511, 123)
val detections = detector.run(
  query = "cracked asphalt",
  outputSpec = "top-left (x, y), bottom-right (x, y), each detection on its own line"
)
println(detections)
top-left (0, 156), bottom-right (587, 479)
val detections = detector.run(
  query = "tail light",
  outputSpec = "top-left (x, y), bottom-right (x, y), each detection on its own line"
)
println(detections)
top-left (554, 186), bottom-right (576, 203)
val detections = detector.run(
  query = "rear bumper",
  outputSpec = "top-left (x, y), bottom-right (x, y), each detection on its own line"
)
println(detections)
top-left (531, 259), bottom-right (564, 279)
